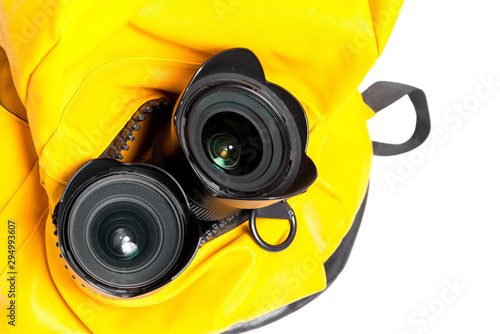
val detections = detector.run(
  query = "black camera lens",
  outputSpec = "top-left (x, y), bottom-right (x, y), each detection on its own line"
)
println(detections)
top-left (54, 159), bottom-right (201, 299)
top-left (158, 48), bottom-right (317, 220)
top-left (68, 178), bottom-right (183, 287)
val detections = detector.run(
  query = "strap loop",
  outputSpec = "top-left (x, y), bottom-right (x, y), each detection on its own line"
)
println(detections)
top-left (362, 81), bottom-right (431, 156)
top-left (249, 201), bottom-right (297, 253)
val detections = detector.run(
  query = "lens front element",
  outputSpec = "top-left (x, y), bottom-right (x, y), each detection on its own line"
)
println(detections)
top-left (186, 86), bottom-right (287, 195)
top-left (207, 133), bottom-right (241, 171)
top-left (94, 201), bottom-right (156, 265)
top-left (203, 111), bottom-right (264, 175)
top-left (56, 160), bottom-right (200, 299)
top-left (110, 227), bottom-right (139, 258)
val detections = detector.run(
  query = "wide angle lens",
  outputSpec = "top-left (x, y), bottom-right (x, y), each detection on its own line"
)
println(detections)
top-left (162, 48), bottom-right (318, 220)
top-left (55, 160), bottom-right (201, 299)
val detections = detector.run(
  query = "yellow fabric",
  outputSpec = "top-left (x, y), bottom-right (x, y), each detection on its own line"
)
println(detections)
top-left (0, 0), bottom-right (402, 333)
top-left (0, 49), bottom-right (27, 121)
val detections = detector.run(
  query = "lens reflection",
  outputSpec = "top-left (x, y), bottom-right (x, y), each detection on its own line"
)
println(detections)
top-left (202, 112), bottom-right (263, 176)
top-left (94, 204), bottom-right (153, 267)
top-left (110, 227), bottom-right (139, 259)
top-left (207, 134), bottom-right (241, 170)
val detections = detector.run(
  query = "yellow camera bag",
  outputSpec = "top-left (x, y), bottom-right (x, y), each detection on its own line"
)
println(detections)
top-left (0, 0), bottom-right (429, 333)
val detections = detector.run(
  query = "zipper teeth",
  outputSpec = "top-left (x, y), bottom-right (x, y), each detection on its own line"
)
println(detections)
top-left (199, 211), bottom-right (249, 247)
top-left (100, 97), bottom-right (173, 160)
top-left (100, 97), bottom-right (247, 248)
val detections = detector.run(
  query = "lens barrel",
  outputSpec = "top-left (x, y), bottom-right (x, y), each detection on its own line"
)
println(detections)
top-left (53, 159), bottom-right (200, 299)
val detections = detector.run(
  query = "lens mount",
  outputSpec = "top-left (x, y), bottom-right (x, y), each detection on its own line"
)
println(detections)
top-left (54, 159), bottom-right (201, 299)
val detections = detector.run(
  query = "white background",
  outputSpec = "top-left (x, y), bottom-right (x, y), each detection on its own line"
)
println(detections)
top-left (252, 0), bottom-right (500, 333)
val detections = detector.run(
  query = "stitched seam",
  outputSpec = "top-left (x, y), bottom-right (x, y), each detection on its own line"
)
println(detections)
top-left (59, 56), bottom-right (201, 127)
top-left (0, 160), bottom-right (39, 213)
top-left (45, 56), bottom-right (201, 145)
top-left (37, 57), bottom-right (201, 179)
top-left (39, 166), bottom-right (68, 186)
top-left (38, 127), bottom-right (94, 184)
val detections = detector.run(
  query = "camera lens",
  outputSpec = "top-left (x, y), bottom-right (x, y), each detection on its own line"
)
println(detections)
top-left (203, 112), bottom-right (263, 175)
top-left (68, 174), bottom-right (183, 288)
top-left (55, 160), bottom-right (201, 299)
top-left (161, 48), bottom-right (317, 220)
top-left (185, 86), bottom-right (287, 195)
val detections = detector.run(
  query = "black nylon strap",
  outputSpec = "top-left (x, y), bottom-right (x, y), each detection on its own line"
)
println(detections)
top-left (362, 81), bottom-right (431, 156)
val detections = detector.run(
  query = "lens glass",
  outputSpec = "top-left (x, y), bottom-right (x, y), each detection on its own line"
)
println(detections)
top-left (202, 112), bottom-right (263, 176)
top-left (93, 202), bottom-right (154, 266)
top-left (110, 228), bottom-right (138, 259)
top-left (207, 133), bottom-right (240, 170)
top-left (67, 174), bottom-right (185, 290)
top-left (186, 87), bottom-right (289, 194)
top-left (90, 200), bottom-right (160, 271)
